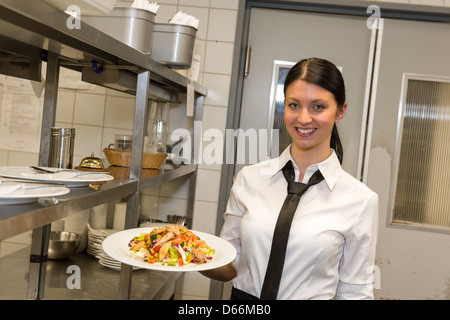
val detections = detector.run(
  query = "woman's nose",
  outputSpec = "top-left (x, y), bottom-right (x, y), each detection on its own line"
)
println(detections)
top-left (298, 108), bottom-right (312, 124)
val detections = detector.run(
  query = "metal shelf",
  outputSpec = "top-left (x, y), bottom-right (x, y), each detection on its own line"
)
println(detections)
top-left (0, 0), bottom-right (206, 300)
top-left (0, 0), bottom-right (207, 97)
top-left (0, 180), bottom-right (136, 242)
top-left (0, 164), bottom-right (197, 242)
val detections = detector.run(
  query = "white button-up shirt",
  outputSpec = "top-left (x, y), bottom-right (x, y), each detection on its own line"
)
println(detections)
top-left (220, 146), bottom-right (379, 299)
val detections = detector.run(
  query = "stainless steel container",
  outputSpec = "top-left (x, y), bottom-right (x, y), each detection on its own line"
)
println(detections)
top-left (83, 7), bottom-right (155, 54)
top-left (48, 231), bottom-right (81, 260)
top-left (49, 127), bottom-right (75, 169)
top-left (151, 23), bottom-right (197, 69)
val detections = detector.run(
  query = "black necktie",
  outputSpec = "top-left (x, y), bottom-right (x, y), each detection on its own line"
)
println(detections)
top-left (260, 160), bottom-right (324, 300)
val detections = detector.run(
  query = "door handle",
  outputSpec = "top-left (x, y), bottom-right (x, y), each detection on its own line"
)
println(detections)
top-left (244, 45), bottom-right (251, 77)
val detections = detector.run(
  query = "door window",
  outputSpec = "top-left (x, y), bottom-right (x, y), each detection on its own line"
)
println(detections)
top-left (392, 75), bottom-right (450, 230)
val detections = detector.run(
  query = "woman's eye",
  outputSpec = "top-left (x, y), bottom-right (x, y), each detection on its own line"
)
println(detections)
top-left (313, 104), bottom-right (326, 111)
top-left (288, 103), bottom-right (300, 109)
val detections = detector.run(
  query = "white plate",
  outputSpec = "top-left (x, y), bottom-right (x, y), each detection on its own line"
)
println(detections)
top-left (0, 185), bottom-right (70, 204)
top-left (0, 166), bottom-right (114, 187)
top-left (102, 227), bottom-right (237, 272)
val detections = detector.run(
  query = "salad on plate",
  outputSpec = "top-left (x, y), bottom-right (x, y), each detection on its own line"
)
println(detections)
top-left (128, 225), bottom-right (215, 267)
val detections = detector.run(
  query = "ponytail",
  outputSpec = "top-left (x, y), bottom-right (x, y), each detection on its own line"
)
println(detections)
top-left (331, 124), bottom-right (343, 164)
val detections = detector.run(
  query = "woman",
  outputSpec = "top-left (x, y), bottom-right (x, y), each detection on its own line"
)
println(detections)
top-left (202, 58), bottom-right (379, 300)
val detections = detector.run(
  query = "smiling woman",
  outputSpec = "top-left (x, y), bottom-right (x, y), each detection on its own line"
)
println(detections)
top-left (202, 57), bottom-right (379, 301)
top-left (283, 58), bottom-right (347, 170)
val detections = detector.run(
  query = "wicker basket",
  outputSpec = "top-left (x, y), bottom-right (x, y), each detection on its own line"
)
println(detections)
top-left (103, 148), bottom-right (167, 169)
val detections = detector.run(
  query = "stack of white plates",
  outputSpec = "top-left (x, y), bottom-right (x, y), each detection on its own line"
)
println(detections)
top-left (99, 252), bottom-right (122, 270)
top-left (87, 223), bottom-right (121, 270)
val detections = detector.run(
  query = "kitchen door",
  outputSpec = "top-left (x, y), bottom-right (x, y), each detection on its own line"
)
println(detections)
top-left (236, 7), bottom-right (375, 177)
top-left (364, 18), bottom-right (450, 300)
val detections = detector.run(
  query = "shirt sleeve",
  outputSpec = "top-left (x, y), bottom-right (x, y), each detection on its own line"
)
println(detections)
top-left (219, 170), bottom-right (246, 268)
top-left (337, 191), bottom-right (379, 300)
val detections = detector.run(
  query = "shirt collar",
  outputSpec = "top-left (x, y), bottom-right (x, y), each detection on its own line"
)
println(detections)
top-left (270, 145), bottom-right (342, 191)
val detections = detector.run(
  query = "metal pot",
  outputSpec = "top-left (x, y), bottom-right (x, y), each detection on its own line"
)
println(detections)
top-left (48, 231), bottom-right (81, 260)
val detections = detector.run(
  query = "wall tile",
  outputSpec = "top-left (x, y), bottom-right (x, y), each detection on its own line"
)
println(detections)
top-left (207, 9), bottom-right (237, 42)
top-left (179, 0), bottom-right (211, 7)
top-left (204, 41), bottom-right (234, 74)
top-left (56, 90), bottom-right (75, 123)
top-left (210, 0), bottom-right (240, 10)
top-left (154, 4), bottom-right (178, 23)
top-left (202, 105), bottom-right (227, 137)
top-left (139, 194), bottom-right (160, 220)
top-left (72, 124), bottom-right (103, 158)
top-left (192, 200), bottom-right (218, 233)
top-left (157, 197), bottom-right (188, 221)
top-left (178, 6), bottom-right (210, 40)
top-left (73, 92), bottom-right (105, 126)
top-left (194, 168), bottom-right (221, 202)
top-left (104, 95), bottom-right (135, 129)
top-left (8, 151), bottom-right (39, 166)
top-left (160, 175), bottom-right (191, 199)
top-left (202, 73), bottom-right (231, 107)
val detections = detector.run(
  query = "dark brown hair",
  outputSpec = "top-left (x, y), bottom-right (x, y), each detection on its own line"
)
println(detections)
top-left (283, 58), bottom-right (345, 163)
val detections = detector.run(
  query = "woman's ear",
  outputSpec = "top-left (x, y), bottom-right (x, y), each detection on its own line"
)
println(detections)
top-left (335, 103), bottom-right (348, 122)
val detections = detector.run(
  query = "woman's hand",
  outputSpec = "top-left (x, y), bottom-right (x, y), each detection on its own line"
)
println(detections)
top-left (199, 263), bottom-right (236, 282)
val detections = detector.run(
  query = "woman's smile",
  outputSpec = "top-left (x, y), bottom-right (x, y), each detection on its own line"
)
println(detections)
top-left (295, 127), bottom-right (317, 136)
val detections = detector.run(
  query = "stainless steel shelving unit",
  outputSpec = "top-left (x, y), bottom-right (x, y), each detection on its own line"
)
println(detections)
top-left (0, 0), bottom-right (206, 300)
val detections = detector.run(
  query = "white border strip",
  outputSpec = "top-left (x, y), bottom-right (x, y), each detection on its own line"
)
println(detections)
top-left (361, 18), bottom-right (384, 184)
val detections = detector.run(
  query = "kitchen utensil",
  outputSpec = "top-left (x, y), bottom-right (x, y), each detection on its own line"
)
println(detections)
top-left (79, 153), bottom-right (105, 169)
top-left (30, 166), bottom-right (108, 174)
top-left (167, 214), bottom-right (186, 226)
top-left (113, 134), bottom-right (133, 150)
top-left (49, 127), bottom-right (75, 169)
top-left (146, 119), bottom-right (167, 153)
top-left (146, 101), bottom-right (168, 153)
top-left (151, 23), bottom-right (197, 68)
top-left (83, 7), bottom-right (156, 54)
top-left (48, 231), bottom-right (81, 259)
top-left (103, 148), bottom-right (167, 169)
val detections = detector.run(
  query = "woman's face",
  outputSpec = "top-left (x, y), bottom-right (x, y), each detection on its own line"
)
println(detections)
top-left (284, 79), bottom-right (346, 157)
